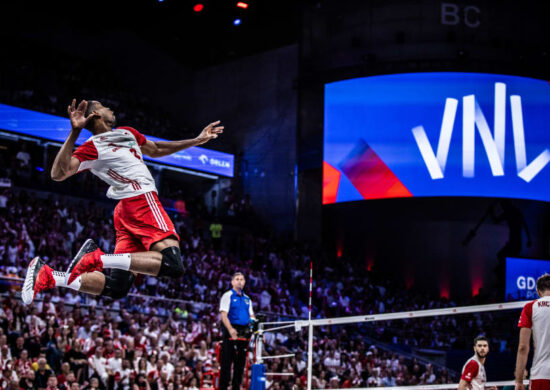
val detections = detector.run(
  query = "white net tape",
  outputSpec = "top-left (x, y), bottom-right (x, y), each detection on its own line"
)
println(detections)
top-left (338, 380), bottom-right (529, 390)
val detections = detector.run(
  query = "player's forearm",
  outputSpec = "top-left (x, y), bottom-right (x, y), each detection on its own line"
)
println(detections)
top-left (51, 129), bottom-right (80, 180)
top-left (457, 380), bottom-right (469, 390)
top-left (153, 138), bottom-right (207, 157)
top-left (514, 345), bottom-right (529, 383)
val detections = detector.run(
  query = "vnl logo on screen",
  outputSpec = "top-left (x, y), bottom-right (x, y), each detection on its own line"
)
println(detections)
top-left (506, 257), bottom-right (550, 300)
top-left (323, 73), bottom-right (550, 204)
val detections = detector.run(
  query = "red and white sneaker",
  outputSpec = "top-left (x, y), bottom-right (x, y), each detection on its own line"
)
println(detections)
top-left (66, 239), bottom-right (104, 285)
top-left (22, 257), bottom-right (55, 305)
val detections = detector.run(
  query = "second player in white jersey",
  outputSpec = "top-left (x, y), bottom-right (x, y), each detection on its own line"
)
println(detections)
top-left (516, 274), bottom-right (550, 390)
top-left (459, 336), bottom-right (494, 390)
top-left (461, 355), bottom-right (486, 390)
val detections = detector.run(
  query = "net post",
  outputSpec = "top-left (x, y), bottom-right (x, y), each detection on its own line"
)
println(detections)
top-left (307, 321), bottom-right (313, 390)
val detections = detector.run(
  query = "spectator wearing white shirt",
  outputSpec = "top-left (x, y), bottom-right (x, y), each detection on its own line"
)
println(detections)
top-left (367, 369), bottom-right (382, 387)
top-left (260, 290), bottom-right (271, 310)
top-left (323, 350), bottom-right (341, 374)
top-left (159, 352), bottom-right (174, 378)
top-left (77, 321), bottom-right (92, 340)
top-left (107, 349), bottom-right (123, 376)
top-left (294, 351), bottom-right (306, 373)
top-left (144, 319), bottom-right (160, 340)
top-left (88, 346), bottom-right (108, 385)
top-left (118, 359), bottom-right (132, 390)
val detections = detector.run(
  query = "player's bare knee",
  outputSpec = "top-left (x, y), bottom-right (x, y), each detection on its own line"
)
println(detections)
top-left (158, 246), bottom-right (184, 278)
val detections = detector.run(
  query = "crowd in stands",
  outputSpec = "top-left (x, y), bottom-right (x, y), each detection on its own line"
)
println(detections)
top-left (0, 34), bottom-right (528, 389)
top-left (0, 184), bottom-right (524, 388)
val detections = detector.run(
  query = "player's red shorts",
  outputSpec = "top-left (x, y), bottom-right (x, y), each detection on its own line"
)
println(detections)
top-left (531, 380), bottom-right (550, 390)
top-left (113, 191), bottom-right (180, 253)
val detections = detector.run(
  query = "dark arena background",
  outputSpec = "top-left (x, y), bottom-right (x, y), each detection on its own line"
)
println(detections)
top-left (1, 0), bottom-right (550, 389)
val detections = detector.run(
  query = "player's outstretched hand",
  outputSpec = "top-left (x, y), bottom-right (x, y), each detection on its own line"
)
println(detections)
top-left (67, 99), bottom-right (100, 131)
top-left (196, 120), bottom-right (224, 145)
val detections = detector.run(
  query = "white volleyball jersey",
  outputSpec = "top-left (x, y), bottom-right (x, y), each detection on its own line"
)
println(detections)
top-left (518, 296), bottom-right (550, 380)
top-left (461, 355), bottom-right (486, 390)
top-left (72, 126), bottom-right (157, 200)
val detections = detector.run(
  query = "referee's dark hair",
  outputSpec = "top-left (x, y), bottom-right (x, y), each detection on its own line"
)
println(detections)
top-left (474, 335), bottom-right (488, 345)
top-left (232, 272), bottom-right (244, 280)
top-left (537, 273), bottom-right (550, 292)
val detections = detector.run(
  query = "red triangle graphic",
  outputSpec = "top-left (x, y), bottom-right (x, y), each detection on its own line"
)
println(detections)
top-left (340, 141), bottom-right (412, 200)
top-left (323, 161), bottom-right (341, 204)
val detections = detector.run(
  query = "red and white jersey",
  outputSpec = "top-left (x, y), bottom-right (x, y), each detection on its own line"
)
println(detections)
top-left (72, 126), bottom-right (157, 200)
top-left (461, 355), bottom-right (486, 390)
top-left (518, 296), bottom-right (550, 379)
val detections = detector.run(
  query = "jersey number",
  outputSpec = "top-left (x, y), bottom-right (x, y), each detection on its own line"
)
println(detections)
top-left (129, 148), bottom-right (142, 161)
top-left (108, 143), bottom-right (142, 161)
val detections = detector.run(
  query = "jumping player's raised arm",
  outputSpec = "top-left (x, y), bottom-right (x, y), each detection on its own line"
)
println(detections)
top-left (51, 99), bottom-right (100, 181)
top-left (140, 120), bottom-right (224, 158)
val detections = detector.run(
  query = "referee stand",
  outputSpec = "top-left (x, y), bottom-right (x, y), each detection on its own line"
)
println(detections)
top-left (250, 322), bottom-right (296, 390)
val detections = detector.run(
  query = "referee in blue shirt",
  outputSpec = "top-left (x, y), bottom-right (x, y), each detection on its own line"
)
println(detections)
top-left (219, 272), bottom-right (255, 390)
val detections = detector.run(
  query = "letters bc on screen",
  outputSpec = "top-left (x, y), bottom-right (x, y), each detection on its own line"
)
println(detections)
top-left (323, 72), bottom-right (550, 204)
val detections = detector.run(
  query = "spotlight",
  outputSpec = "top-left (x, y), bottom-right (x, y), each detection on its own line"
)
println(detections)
top-left (236, 2), bottom-right (249, 9)
top-left (193, 3), bottom-right (204, 12)
top-left (233, 18), bottom-right (241, 25)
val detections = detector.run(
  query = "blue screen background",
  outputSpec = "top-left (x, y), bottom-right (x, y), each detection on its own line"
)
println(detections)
top-left (324, 72), bottom-right (550, 203)
top-left (506, 257), bottom-right (550, 300)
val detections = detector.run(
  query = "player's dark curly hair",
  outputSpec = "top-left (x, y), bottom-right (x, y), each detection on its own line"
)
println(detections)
top-left (537, 273), bottom-right (550, 292)
top-left (84, 100), bottom-right (100, 118)
top-left (474, 335), bottom-right (488, 345)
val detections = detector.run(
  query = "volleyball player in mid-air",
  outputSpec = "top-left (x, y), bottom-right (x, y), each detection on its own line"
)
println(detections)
top-left (22, 99), bottom-right (224, 304)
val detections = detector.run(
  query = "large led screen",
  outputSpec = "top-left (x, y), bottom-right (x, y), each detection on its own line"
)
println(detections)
top-left (0, 103), bottom-right (234, 177)
top-left (506, 257), bottom-right (550, 300)
top-left (323, 73), bottom-right (550, 204)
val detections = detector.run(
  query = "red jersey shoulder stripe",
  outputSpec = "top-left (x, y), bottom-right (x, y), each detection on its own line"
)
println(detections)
top-left (518, 300), bottom-right (536, 328)
top-left (116, 126), bottom-right (147, 146)
top-left (461, 359), bottom-right (479, 382)
top-left (72, 140), bottom-right (98, 162)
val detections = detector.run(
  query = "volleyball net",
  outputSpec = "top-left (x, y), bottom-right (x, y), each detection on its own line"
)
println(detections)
top-left (255, 300), bottom-right (529, 390)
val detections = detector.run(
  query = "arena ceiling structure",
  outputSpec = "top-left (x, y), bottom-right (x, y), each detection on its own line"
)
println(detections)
top-left (1, 0), bottom-right (302, 69)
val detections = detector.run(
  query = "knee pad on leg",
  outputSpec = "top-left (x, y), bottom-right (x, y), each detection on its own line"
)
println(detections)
top-left (101, 271), bottom-right (135, 300)
top-left (158, 246), bottom-right (184, 278)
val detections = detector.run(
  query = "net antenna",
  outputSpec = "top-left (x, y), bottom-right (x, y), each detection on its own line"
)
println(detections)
top-left (307, 261), bottom-right (314, 390)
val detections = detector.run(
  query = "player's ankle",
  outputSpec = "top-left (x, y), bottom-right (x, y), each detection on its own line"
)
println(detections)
top-left (100, 253), bottom-right (131, 271)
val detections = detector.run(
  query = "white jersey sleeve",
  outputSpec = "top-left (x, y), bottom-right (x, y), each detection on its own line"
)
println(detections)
top-left (220, 291), bottom-right (232, 313)
top-left (72, 140), bottom-right (98, 171)
top-left (248, 296), bottom-right (255, 317)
